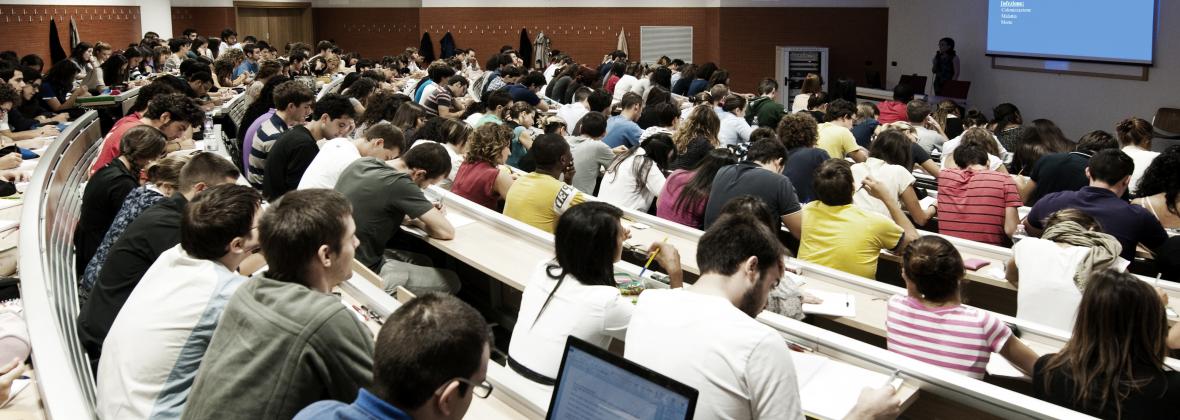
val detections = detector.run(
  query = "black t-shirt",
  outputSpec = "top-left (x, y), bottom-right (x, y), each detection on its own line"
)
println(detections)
top-left (670, 136), bottom-right (713, 171)
top-left (1033, 354), bottom-right (1180, 419)
top-left (1028, 151), bottom-right (1091, 206)
top-left (782, 147), bottom-right (831, 204)
top-left (74, 159), bottom-right (137, 277)
top-left (1157, 236), bottom-right (1180, 282)
top-left (702, 162), bottom-right (802, 229)
top-left (910, 142), bottom-right (931, 166)
top-left (263, 125), bottom-right (319, 201)
top-left (78, 194), bottom-right (187, 361)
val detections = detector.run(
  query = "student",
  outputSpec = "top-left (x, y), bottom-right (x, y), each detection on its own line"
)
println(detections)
top-left (423, 74), bottom-right (468, 119)
top-left (510, 202), bottom-right (683, 383)
top-left (599, 133), bottom-right (674, 211)
top-left (1006, 209), bottom-right (1123, 331)
top-left (1026, 149), bottom-right (1168, 261)
top-left (410, 118), bottom-right (471, 185)
top-left (933, 100), bottom-right (963, 140)
top-left (907, 100), bottom-right (947, 153)
top-left (79, 153), bottom-right (240, 367)
top-left (638, 102), bottom-right (678, 143)
top-left (612, 62), bottom-right (643, 101)
top-left (75, 126), bottom-right (168, 279)
top-left (1033, 268), bottom-right (1180, 418)
top-left (701, 139), bottom-right (803, 237)
top-left (657, 149), bottom-right (737, 229)
top-left (353, 90), bottom-right (406, 136)
top-left (263, 93), bottom-right (357, 200)
top-left (876, 83), bottom-right (913, 125)
top-left (1133, 145), bottom-right (1180, 229)
top-left (248, 80), bottom-right (315, 188)
top-left (298, 122), bottom-right (404, 190)
top-left (295, 293), bottom-right (493, 420)
top-left (80, 155), bottom-right (188, 301)
top-left (182, 189), bottom-right (372, 420)
top-left (14, 66), bottom-right (69, 127)
top-left (601, 92), bottom-right (644, 149)
top-left (626, 213), bottom-right (901, 419)
top-left (391, 102), bottom-right (429, 141)
top-left (412, 61), bottom-right (452, 105)
top-left (686, 63), bottom-right (716, 97)
top-left (555, 86), bottom-right (591, 127)
top-left (233, 43), bottom-right (259, 78)
top-left (888, 236), bottom-right (1039, 378)
top-left (452, 123), bottom-right (516, 210)
top-left (1010, 126), bottom-right (1070, 177)
top-left (816, 99), bottom-right (867, 163)
top-left (1116, 117), bottom-right (1159, 195)
top-left (717, 94), bottom-right (754, 147)
top-left (745, 78), bottom-right (786, 129)
top-left (878, 121), bottom-right (941, 178)
top-left (937, 144), bottom-right (1023, 245)
top-left (942, 126), bottom-right (1009, 172)
top-left (1026, 130), bottom-right (1118, 205)
top-left (41, 59), bottom-right (89, 114)
top-left (474, 90), bottom-right (511, 128)
top-left (0, 83), bottom-right (58, 141)
top-left (90, 89), bottom-right (203, 177)
top-left (96, 185), bottom-right (262, 419)
top-left (798, 159), bottom-right (917, 279)
top-left (507, 71), bottom-right (549, 112)
top-left (670, 105), bottom-right (721, 170)
top-left (851, 130), bottom-right (936, 226)
top-left (604, 61), bottom-right (624, 94)
top-left (239, 75), bottom-right (290, 172)
top-left (777, 113), bottom-right (829, 204)
top-left (992, 103), bottom-right (1024, 152)
top-left (569, 112), bottom-right (624, 195)
top-left (792, 73), bottom-right (823, 113)
top-left (336, 143), bottom-right (459, 295)
top-left (505, 102), bottom-right (539, 168)
top-left (504, 134), bottom-right (585, 233)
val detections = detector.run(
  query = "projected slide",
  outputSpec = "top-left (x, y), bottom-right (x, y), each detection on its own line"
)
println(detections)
top-left (986, 0), bottom-right (1157, 64)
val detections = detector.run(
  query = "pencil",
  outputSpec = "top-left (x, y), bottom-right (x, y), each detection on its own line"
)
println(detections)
top-left (637, 236), bottom-right (668, 278)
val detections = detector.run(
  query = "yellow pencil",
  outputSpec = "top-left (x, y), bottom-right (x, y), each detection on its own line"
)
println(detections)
top-left (638, 236), bottom-right (668, 278)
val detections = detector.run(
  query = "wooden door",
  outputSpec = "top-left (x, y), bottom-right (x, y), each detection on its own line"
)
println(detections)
top-left (234, 2), bottom-right (312, 48)
top-left (265, 8), bottom-right (311, 49)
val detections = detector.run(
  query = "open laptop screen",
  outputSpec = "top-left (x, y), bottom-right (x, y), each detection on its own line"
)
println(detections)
top-left (547, 336), bottom-right (697, 420)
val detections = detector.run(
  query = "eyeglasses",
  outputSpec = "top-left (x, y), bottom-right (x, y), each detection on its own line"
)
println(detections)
top-left (452, 377), bottom-right (494, 399)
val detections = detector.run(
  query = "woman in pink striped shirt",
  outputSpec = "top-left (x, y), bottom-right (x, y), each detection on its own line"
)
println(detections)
top-left (886, 236), bottom-right (1039, 379)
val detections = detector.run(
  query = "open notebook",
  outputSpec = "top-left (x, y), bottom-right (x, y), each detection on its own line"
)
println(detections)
top-left (792, 351), bottom-right (894, 420)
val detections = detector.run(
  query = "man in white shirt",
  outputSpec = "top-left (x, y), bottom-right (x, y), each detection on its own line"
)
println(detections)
top-left (298, 122), bottom-right (404, 190)
top-left (625, 213), bottom-right (901, 420)
top-left (96, 184), bottom-right (263, 419)
top-left (556, 87), bottom-right (592, 128)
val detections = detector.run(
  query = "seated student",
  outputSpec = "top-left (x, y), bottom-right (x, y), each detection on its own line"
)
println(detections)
top-left (906, 100), bottom-right (947, 153)
top-left (1117, 117), bottom-right (1159, 195)
top-left (639, 101), bottom-right (679, 142)
top-left (745, 78), bottom-right (786, 129)
top-left (656, 149), bottom-right (738, 229)
top-left (295, 293), bottom-right (494, 420)
top-left (41, 59), bottom-right (90, 115)
top-left (298, 122), bottom-right (404, 190)
top-left (887, 236), bottom-right (1039, 379)
top-left (599, 134), bottom-right (674, 212)
top-left (506, 71), bottom-right (549, 112)
top-left (75, 126), bottom-right (168, 279)
top-left (1133, 145), bottom-right (1180, 229)
top-left (777, 113), bottom-right (830, 204)
top-left (555, 86), bottom-right (592, 127)
top-left (504, 134), bottom-right (586, 233)
top-left (412, 61), bottom-right (454, 105)
top-left (79, 153), bottom-right (240, 367)
top-left (263, 93), bottom-right (356, 200)
top-left (1007, 209), bottom-right (1124, 331)
top-left (798, 159), bottom-right (917, 279)
top-left (248, 80), bottom-right (316, 188)
top-left (601, 92), bottom-right (644, 149)
top-left (336, 143), bottom-right (459, 295)
top-left (1033, 269), bottom-right (1180, 418)
top-left (80, 155), bottom-right (189, 302)
top-left (804, 91), bottom-right (829, 124)
top-left (510, 202), bottom-right (683, 383)
top-left (851, 102), bottom-right (880, 148)
top-left (937, 144), bottom-right (1023, 245)
top-left (992, 103), bottom-right (1024, 152)
top-left (942, 126), bottom-right (1009, 172)
top-left (0, 83), bottom-right (59, 141)
top-left (939, 109), bottom-right (998, 166)
top-left (91, 89), bottom-right (204, 175)
top-left (851, 130), bottom-right (936, 227)
top-left (182, 190), bottom-right (373, 420)
top-left (816, 99), bottom-right (868, 163)
top-left (1026, 149), bottom-right (1168, 261)
top-left (505, 102), bottom-right (538, 168)
top-left (701, 139), bottom-right (803, 237)
top-left (423, 75), bottom-right (468, 119)
top-left (1025, 130), bottom-right (1118, 206)
top-left (96, 185), bottom-right (262, 419)
top-left (569, 112), bottom-right (623, 195)
top-left (877, 83), bottom-right (913, 125)
top-left (717, 94), bottom-right (754, 147)
top-left (670, 105), bottom-right (722, 170)
top-left (626, 213), bottom-right (902, 419)
top-left (452, 123), bottom-right (516, 210)
top-left (410, 118), bottom-right (471, 185)
top-left (877, 121), bottom-right (941, 178)
top-left (791, 73), bottom-right (822, 113)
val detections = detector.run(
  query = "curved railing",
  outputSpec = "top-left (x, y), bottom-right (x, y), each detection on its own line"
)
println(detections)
top-left (20, 111), bottom-right (105, 419)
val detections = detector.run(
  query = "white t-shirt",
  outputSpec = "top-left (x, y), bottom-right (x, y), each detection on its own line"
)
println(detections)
top-left (1012, 238), bottom-right (1087, 332)
top-left (598, 148), bottom-right (667, 211)
top-left (555, 102), bottom-right (589, 127)
top-left (718, 111), bottom-right (755, 147)
top-left (411, 139), bottom-right (463, 183)
top-left (625, 289), bottom-right (803, 420)
top-left (96, 246), bottom-right (247, 419)
top-left (508, 261), bottom-right (634, 379)
top-left (850, 158), bottom-right (916, 218)
top-left (792, 93), bottom-right (811, 113)
top-left (1123, 145), bottom-right (1160, 194)
top-left (613, 74), bottom-right (640, 101)
top-left (297, 137), bottom-right (361, 190)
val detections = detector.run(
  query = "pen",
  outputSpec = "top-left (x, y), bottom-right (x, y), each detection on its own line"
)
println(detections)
top-left (637, 236), bottom-right (668, 279)
top-left (883, 369), bottom-right (902, 389)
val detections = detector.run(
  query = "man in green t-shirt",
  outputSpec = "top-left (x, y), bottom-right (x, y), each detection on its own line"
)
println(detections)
top-left (745, 78), bottom-right (786, 130)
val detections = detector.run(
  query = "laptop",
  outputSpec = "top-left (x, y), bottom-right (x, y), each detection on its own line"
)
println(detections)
top-left (546, 336), bottom-right (698, 420)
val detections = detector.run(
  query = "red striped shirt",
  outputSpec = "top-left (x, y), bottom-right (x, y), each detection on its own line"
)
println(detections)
top-left (937, 168), bottom-right (1022, 245)
top-left (886, 295), bottom-right (1012, 379)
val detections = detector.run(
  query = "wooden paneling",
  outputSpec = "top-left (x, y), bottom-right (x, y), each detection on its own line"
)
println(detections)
top-left (171, 7), bottom-right (236, 39)
top-left (313, 8), bottom-right (420, 61)
top-left (0, 5), bottom-right (141, 66)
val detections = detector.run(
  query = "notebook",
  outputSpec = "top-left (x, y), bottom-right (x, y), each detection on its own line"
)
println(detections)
top-left (792, 351), bottom-right (893, 420)
top-left (802, 290), bottom-right (856, 317)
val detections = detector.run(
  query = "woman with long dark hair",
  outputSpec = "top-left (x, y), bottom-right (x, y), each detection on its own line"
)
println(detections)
top-left (932, 37), bottom-right (960, 95)
top-left (670, 105), bottom-right (722, 170)
top-left (657, 148), bottom-right (738, 228)
top-left (508, 202), bottom-right (683, 385)
top-left (599, 133), bottom-right (676, 211)
top-left (40, 59), bottom-right (89, 115)
top-left (1133, 145), bottom-right (1180, 230)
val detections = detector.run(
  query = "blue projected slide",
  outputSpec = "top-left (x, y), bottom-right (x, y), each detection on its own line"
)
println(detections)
top-left (986, 0), bottom-right (1157, 64)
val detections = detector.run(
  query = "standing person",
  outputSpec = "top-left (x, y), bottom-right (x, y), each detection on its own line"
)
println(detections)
top-left (1033, 269), bottom-right (1180, 419)
top-left (669, 105), bottom-right (721, 170)
top-left (745, 78), bottom-right (786, 129)
top-left (263, 93), bottom-right (357, 201)
top-left (936, 144), bottom-right (1023, 246)
top-left (248, 80), bottom-right (316, 188)
top-left (1116, 117), bottom-right (1159, 195)
top-left (777, 113), bottom-right (830, 204)
top-left (931, 37), bottom-right (960, 95)
top-left (181, 190), bottom-right (373, 420)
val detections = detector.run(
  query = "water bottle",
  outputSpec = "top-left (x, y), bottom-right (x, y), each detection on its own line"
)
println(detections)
top-left (203, 115), bottom-right (218, 151)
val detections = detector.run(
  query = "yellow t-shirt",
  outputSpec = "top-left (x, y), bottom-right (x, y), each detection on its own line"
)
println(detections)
top-left (503, 172), bottom-right (587, 233)
top-left (816, 122), bottom-right (861, 160)
top-left (797, 201), bottom-right (903, 279)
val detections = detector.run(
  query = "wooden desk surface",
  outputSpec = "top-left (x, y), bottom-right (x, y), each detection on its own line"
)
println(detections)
top-left (621, 218), bottom-right (701, 275)
top-left (0, 368), bottom-right (45, 420)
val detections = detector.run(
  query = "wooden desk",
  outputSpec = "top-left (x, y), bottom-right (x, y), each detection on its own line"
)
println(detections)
top-left (0, 368), bottom-right (45, 420)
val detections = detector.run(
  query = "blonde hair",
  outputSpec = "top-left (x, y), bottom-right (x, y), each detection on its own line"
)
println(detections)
top-left (145, 153), bottom-right (191, 191)
top-left (673, 105), bottom-right (721, 153)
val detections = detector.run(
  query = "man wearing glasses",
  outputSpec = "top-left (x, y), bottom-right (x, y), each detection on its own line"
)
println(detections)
top-left (296, 293), bottom-right (495, 420)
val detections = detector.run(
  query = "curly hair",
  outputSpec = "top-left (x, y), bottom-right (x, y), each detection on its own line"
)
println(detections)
top-left (673, 105), bottom-right (720, 153)
top-left (464, 123), bottom-right (513, 165)
top-left (776, 112), bottom-right (818, 149)
top-left (1135, 145), bottom-right (1180, 216)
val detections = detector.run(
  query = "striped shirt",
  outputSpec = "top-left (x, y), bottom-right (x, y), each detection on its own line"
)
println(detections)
top-left (886, 295), bottom-right (1011, 379)
top-left (936, 168), bottom-right (1022, 245)
top-left (247, 113), bottom-right (291, 187)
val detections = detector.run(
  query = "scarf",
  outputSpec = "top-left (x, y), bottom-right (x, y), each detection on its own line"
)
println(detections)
top-left (1041, 221), bottom-right (1122, 289)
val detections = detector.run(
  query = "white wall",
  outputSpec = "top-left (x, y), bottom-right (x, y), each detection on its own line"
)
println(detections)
top-left (887, 0), bottom-right (1178, 138)
top-left (139, 0), bottom-right (171, 38)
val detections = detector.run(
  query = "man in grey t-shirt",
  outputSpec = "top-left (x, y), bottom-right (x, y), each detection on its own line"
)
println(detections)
top-left (702, 139), bottom-right (803, 238)
top-left (568, 112), bottom-right (625, 195)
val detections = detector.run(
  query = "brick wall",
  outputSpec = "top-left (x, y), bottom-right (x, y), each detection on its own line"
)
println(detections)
top-left (0, 5), bottom-right (141, 66)
top-left (170, 7), bottom-right (236, 39)
top-left (313, 8), bottom-right (419, 60)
